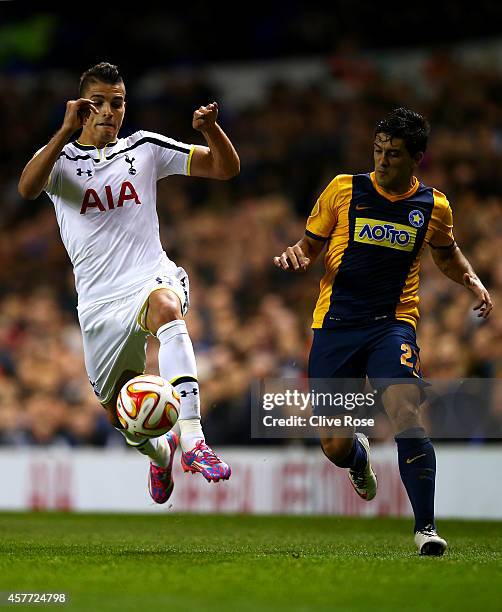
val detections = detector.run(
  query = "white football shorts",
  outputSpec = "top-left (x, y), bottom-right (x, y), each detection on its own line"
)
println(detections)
top-left (78, 265), bottom-right (189, 405)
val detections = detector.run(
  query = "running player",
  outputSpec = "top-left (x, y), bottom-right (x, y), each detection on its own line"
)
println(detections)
top-left (18, 62), bottom-right (240, 503)
top-left (274, 107), bottom-right (493, 555)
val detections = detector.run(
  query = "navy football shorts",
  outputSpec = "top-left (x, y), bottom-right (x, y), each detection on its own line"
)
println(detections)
top-left (308, 319), bottom-right (423, 387)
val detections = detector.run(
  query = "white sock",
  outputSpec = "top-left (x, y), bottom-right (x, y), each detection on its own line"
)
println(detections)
top-left (156, 320), bottom-right (205, 452)
top-left (117, 429), bottom-right (171, 468)
top-left (178, 418), bottom-right (205, 453)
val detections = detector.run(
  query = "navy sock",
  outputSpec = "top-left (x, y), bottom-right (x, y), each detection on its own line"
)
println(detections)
top-left (335, 437), bottom-right (367, 472)
top-left (395, 427), bottom-right (436, 533)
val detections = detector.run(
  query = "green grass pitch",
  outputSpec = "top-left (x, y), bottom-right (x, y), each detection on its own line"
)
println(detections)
top-left (0, 513), bottom-right (501, 611)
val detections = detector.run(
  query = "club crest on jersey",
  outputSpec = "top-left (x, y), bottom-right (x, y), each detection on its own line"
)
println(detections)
top-left (80, 181), bottom-right (141, 214)
top-left (409, 209), bottom-right (424, 228)
top-left (125, 155), bottom-right (137, 175)
top-left (355, 218), bottom-right (417, 252)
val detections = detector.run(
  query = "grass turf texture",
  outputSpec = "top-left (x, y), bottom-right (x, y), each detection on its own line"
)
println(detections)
top-left (0, 514), bottom-right (501, 612)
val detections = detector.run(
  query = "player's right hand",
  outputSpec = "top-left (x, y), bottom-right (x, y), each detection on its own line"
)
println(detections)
top-left (62, 99), bottom-right (99, 133)
top-left (273, 245), bottom-right (310, 271)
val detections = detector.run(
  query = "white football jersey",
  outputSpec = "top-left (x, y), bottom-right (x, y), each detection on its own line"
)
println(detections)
top-left (43, 130), bottom-right (194, 309)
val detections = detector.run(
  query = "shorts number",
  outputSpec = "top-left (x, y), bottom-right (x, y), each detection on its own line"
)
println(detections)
top-left (400, 343), bottom-right (421, 375)
top-left (400, 343), bottom-right (413, 367)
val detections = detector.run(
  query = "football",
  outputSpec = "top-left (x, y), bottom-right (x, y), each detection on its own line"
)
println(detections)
top-left (116, 374), bottom-right (180, 438)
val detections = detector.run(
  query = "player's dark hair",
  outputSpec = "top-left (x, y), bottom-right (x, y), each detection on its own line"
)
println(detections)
top-left (374, 107), bottom-right (430, 157)
top-left (79, 62), bottom-right (123, 97)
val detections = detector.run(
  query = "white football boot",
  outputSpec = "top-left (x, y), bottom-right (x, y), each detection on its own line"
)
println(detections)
top-left (348, 433), bottom-right (378, 501)
top-left (414, 525), bottom-right (448, 556)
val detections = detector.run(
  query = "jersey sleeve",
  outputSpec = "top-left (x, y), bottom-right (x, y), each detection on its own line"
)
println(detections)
top-left (305, 175), bottom-right (341, 241)
top-left (140, 130), bottom-right (195, 180)
top-left (33, 146), bottom-right (63, 196)
top-left (430, 189), bottom-right (455, 247)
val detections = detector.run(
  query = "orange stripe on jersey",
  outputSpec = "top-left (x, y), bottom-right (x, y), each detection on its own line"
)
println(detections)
top-left (309, 175), bottom-right (353, 328)
top-left (425, 188), bottom-right (455, 246)
top-left (395, 243), bottom-right (425, 329)
top-left (396, 189), bottom-right (454, 328)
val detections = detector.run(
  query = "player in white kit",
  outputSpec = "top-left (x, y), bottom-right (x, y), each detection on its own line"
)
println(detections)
top-left (18, 63), bottom-right (240, 502)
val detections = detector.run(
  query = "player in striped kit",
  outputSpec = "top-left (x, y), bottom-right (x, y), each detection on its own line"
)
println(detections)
top-left (19, 63), bottom-right (240, 503)
top-left (274, 108), bottom-right (493, 554)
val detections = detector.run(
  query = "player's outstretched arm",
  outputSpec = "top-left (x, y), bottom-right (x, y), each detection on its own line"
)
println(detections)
top-left (18, 99), bottom-right (98, 200)
top-left (273, 235), bottom-right (325, 272)
top-left (431, 242), bottom-right (493, 318)
top-left (189, 102), bottom-right (240, 180)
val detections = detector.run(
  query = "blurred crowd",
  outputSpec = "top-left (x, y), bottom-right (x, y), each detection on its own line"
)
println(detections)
top-left (1, 46), bottom-right (501, 447)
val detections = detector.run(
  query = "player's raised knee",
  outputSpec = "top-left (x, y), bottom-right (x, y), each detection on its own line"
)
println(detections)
top-left (147, 290), bottom-right (182, 333)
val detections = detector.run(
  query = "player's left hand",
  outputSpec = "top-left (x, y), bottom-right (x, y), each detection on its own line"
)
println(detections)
top-left (463, 273), bottom-right (493, 318)
top-left (192, 102), bottom-right (218, 131)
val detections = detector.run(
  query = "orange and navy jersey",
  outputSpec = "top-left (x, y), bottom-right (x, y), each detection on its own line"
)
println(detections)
top-left (306, 172), bottom-right (454, 329)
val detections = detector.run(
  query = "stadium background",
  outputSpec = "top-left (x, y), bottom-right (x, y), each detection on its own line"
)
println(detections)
top-left (0, 6), bottom-right (501, 514)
